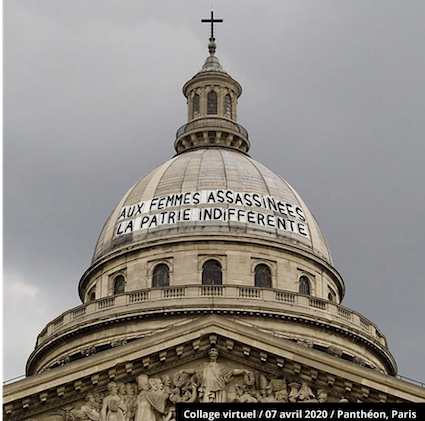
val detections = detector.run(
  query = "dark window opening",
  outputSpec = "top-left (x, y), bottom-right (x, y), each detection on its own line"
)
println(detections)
top-left (202, 259), bottom-right (222, 285)
top-left (207, 91), bottom-right (218, 115)
top-left (113, 275), bottom-right (126, 295)
top-left (153, 264), bottom-right (170, 288)
top-left (255, 264), bottom-right (272, 288)
top-left (193, 94), bottom-right (200, 118)
top-left (88, 287), bottom-right (96, 302)
top-left (299, 275), bottom-right (310, 295)
top-left (224, 94), bottom-right (232, 118)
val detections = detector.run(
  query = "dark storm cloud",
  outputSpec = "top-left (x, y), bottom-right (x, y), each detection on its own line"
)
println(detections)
top-left (4, 0), bottom-right (425, 384)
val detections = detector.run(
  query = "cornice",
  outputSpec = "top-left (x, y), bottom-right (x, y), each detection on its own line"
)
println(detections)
top-left (5, 316), bottom-right (425, 420)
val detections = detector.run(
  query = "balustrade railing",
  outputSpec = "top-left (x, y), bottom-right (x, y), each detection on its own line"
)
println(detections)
top-left (129, 291), bottom-right (150, 302)
top-left (238, 287), bottom-right (261, 298)
top-left (360, 316), bottom-right (371, 330)
top-left (37, 285), bottom-right (386, 347)
top-left (200, 285), bottom-right (223, 296)
top-left (338, 307), bottom-right (352, 320)
top-left (309, 298), bottom-right (327, 311)
top-left (176, 118), bottom-right (249, 138)
top-left (71, 307), bottom-right (86, 320)
top-left (163, 287), bottom-right (186, 298)
top-left (53, 317), bottom-right (64, 331)
top-left (275, 291), bottom-right (296, 303)
top-left (38, 327), bottom-right (48, 342)
top-left (98, 298), bottom-right (115, 310)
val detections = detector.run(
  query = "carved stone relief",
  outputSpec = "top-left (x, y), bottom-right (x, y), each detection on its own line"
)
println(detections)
top-left (81, 346), bottom-right (97, 358)
top-left (111, 340), bottom-right (128, 348)
top-left (59, 357), bottom-right (70, 367)
top-left (56, 349), bottom-right (340, 421)
top-left (175, 348), bottom-right (252, 403)
top-left (55, 348), bottom-right (345, 421)
top-left (63, 392), bottom-right (103, 421)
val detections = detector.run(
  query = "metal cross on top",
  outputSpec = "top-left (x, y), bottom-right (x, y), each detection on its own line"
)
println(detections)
top-left (201, 10), bottom-right (223, 40)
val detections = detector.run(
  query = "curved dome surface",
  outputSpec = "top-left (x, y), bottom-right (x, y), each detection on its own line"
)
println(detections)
top-left (93, 148), bottom-right (331, 264)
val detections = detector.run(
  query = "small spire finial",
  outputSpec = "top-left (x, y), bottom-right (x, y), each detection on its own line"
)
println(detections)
top-left (201, 10), bottom-right (223, 55)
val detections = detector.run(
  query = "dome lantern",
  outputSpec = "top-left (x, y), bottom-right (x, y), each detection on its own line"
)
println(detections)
top-left (175, 12), bottom-right (250, 155)
top-left (18, 14), bottom-right (404, 394)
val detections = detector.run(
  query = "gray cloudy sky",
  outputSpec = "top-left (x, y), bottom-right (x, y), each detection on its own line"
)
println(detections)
top-left (4, 1), bottom-right (425, 384)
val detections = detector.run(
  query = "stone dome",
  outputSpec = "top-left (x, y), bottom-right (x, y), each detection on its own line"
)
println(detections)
top-left (25, 29), bottom-right (399, 381)
top-left (92, 148), bottom-right (331, 265)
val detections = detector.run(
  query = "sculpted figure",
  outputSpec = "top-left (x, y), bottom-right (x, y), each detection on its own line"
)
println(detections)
top-left (124, 384), bottom-right (137, 421)
top-left (134, 375), bottom-right (155, 421)
top-left (106, 398), bottom-right (124, 421)
top-left (303, 388), bottom-right (329, 403)
top-left (269, 378), bottom-right (288, 402)
top-left (298, 382), bottom-right (315, 402)
top-left (160, 375), bottom-right (172, 394)
top-left (235, 385), bottom-right (257, 403)
top-left (116, 383), bottom-right (127, 419)
top-left (66, 410), bottom-right (86, 421)
top-left (260, 387), bottom-right (276, 403)
top-left (160, 374), bottom-right (196, 421)
top-left (179, 383), bottom-right (198, 403)
top-left (288, 382), bottom-right (301, 403)
top-left (176, 348), bottom-right (252, 402)
top-left (254, 373), bottom-right (269, 401)
top-left (316, 389), bottom-right (328, 403)
top-left (275, 389), bottom-right (289, 402)
top-left (168, 372), bottom-right (198, 403)
top-left (149, 378), bottom-right (169, 419)
top-left (163, 407), bottom-right (176, 421)
top-left (134, 375), bottom-right (168, 421)
top-left (81, 393), bottom-right (100, 421)
top-left (100, 383), bottom-right (125, 421)
top-left (169, 372), bottom-right (189, 403)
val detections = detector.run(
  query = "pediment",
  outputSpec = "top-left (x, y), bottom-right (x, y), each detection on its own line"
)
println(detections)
top-left (3, 316), bottom-right (425, 420)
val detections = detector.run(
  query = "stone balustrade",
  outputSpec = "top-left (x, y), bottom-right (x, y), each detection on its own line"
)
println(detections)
top-left (174, 117), bottom-right (250, 153)
top-left (176, 118), bottom-right (249, 138)
top-left (36, 285), bottom-right (386, 349)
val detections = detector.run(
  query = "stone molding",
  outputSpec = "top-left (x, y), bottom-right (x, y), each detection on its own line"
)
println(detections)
top-left (6, 316), bottom-right (425, 421)
top-left (29, 285), bottom-right (391, 376)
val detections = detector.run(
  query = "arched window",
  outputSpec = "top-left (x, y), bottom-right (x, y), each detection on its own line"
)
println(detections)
top-left (255, 264), bottom-right (272, 288)
top-left (88, 286), bottom-right (96, 302)
top-left (153, 264), bottom-right (170, 288)
top-left (207, 91), bottom-right (218, 115)
top-left (202, 260), bottom-right (222, 285)
top-left (113, 275), bottom-right (126, 295)
top-left (328, 288), bottom-right (336, 302)
top-left (193, 94), bottom-right (200, 118)
top-left (224, 94), bottom-right (232, 118)
top-left (299, 276), bottom-right (310, 295)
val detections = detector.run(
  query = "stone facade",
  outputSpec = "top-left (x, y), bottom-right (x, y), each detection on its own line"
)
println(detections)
top-left (4, 318), bottom-right (425, 421)
top-left (4, 20), bottom-right (425, 421)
